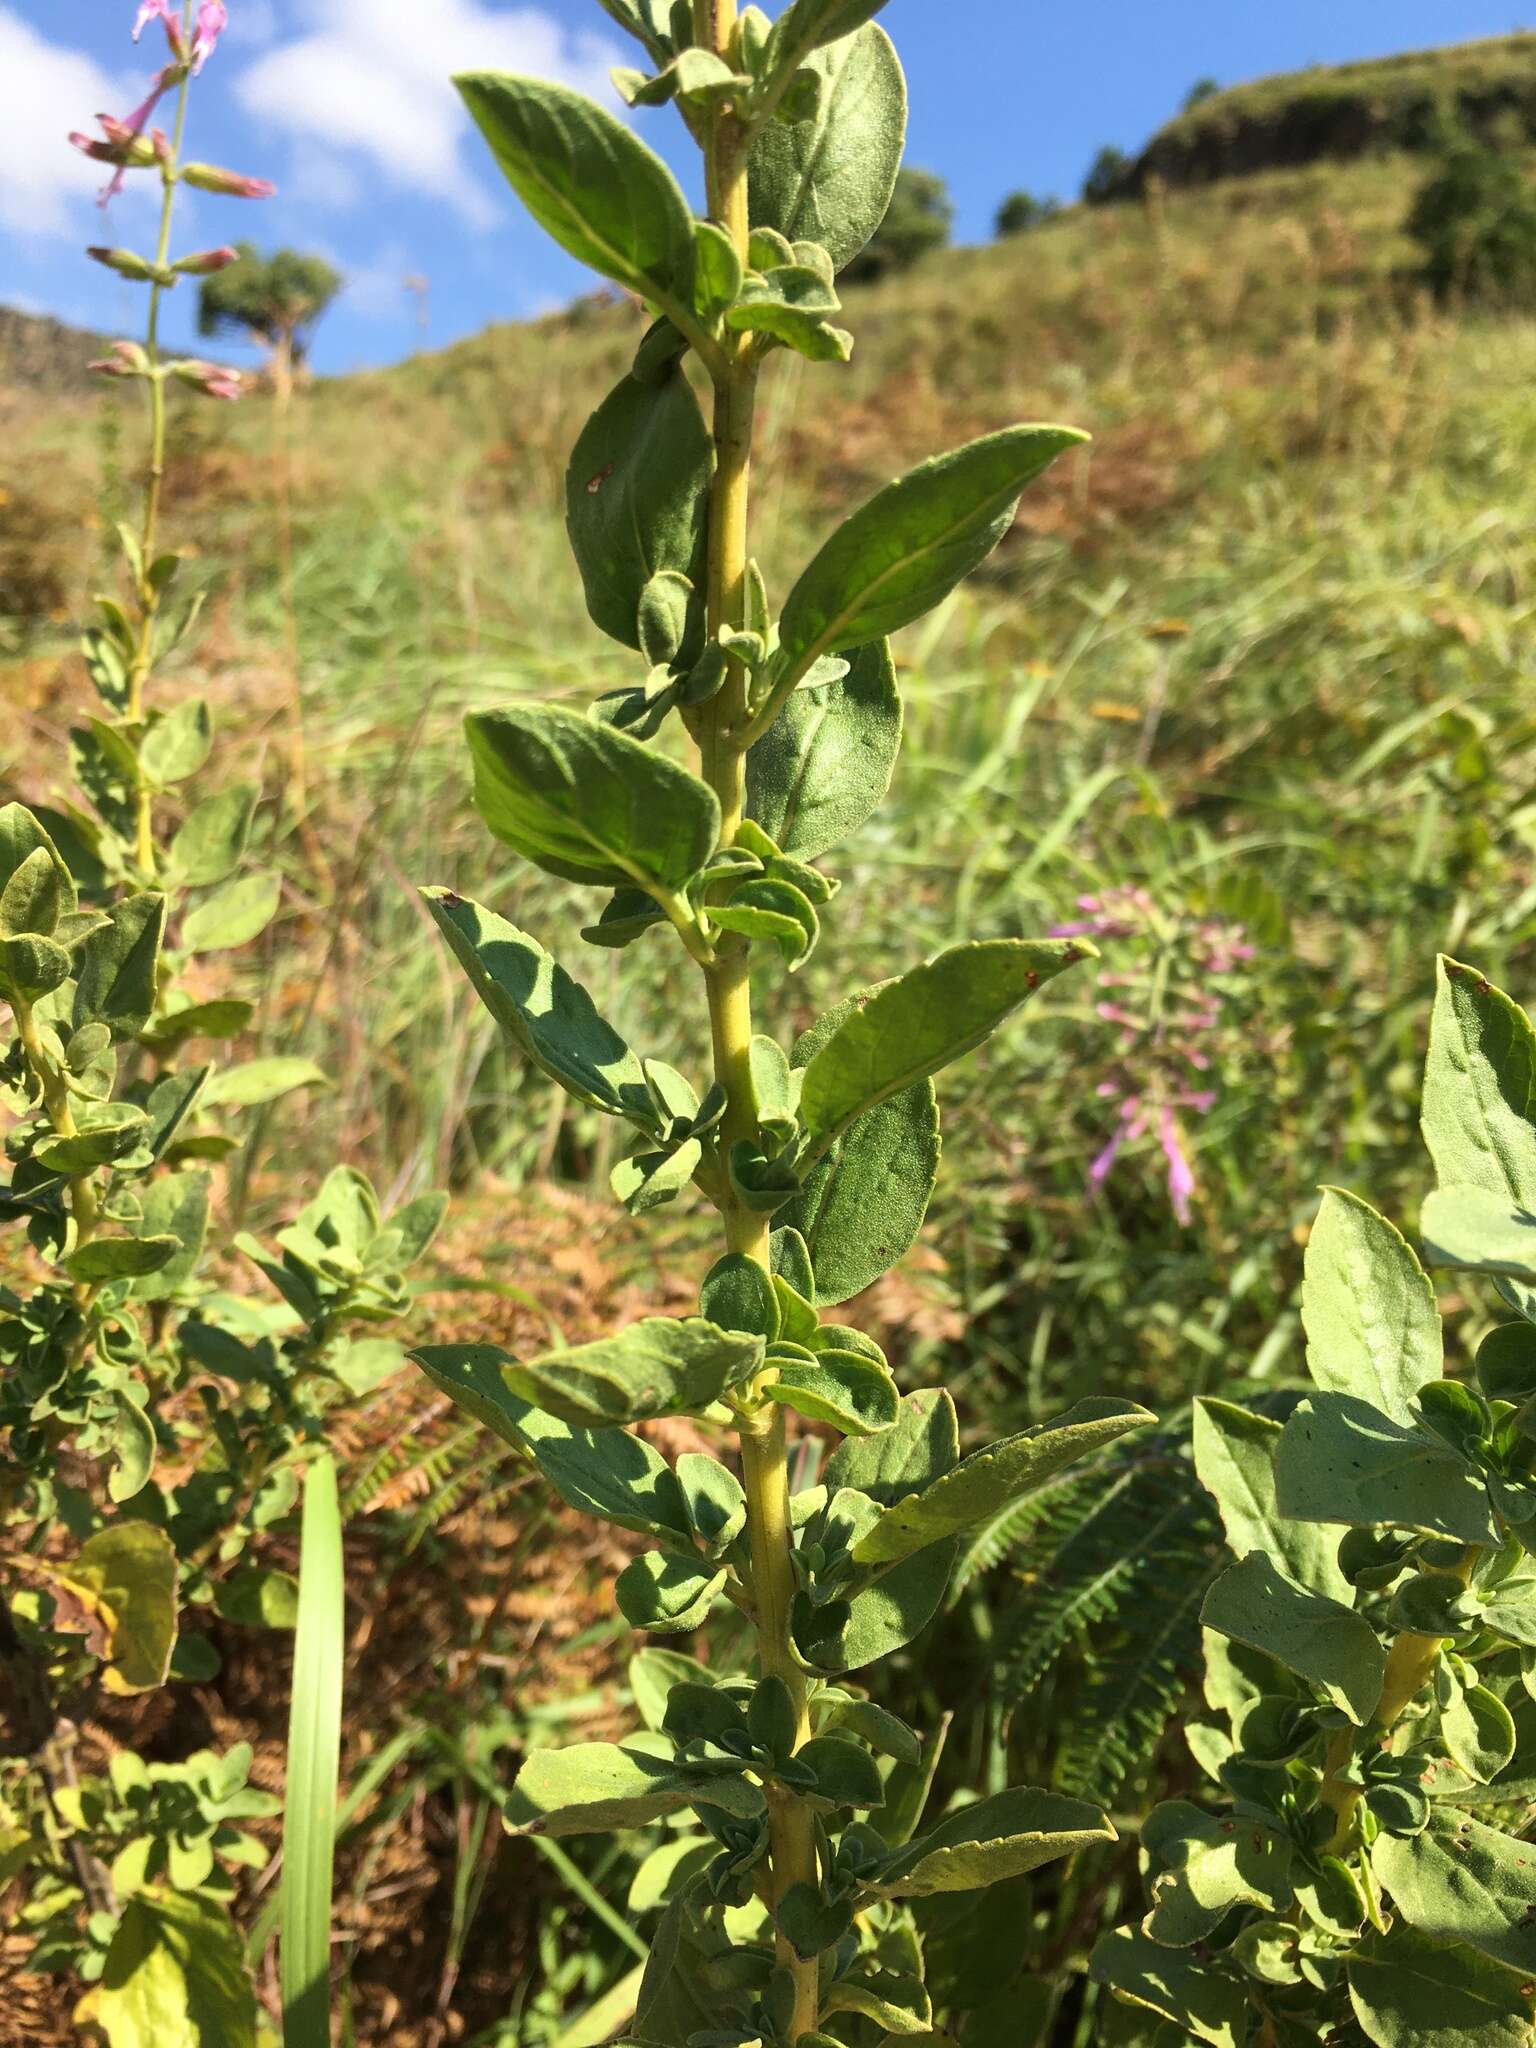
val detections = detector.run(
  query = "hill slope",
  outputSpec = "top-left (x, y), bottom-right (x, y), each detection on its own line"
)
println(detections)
top-left (1108, 32), bottom-right (1536, 195)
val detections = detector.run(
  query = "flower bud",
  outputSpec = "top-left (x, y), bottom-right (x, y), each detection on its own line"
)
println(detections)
top-left (70, 125), bottom-right (158, 169)
top-left (171, 359), bottom-right (243, 402)
top-left (87, 340), bottom-right (152, 381)
top-left (180, 162), bottom-right (277, 200)
top-left (86, 246), bottom-right (158, 282)
top-left (173, 245), bottom-right (240, 277)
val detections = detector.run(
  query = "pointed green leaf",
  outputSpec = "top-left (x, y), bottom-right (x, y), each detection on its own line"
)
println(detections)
top-left (1193, 1397), bottom-right (1351, 1599)
top-left (423, 888), bottom-right (656, 1124)
top-left (1275, 1392), bottom-right (1499, 1546)
top-left (1201, 1553), bottom-right (1385, 1725)
top-left (167, 784), bottom-right (255, 887)
top-left (416, 1319), bottom-right (761, 1432)
top-left (1423, 957), bottom-right (1536, 1205)
top-left (1304, 1187), bottom-right (1443, 1424)
top-left (408, 1345), bottom-right (694, 1542)
top-left (73, 891), bottom-right (165, 1036)
top-left (777, 425), bottom-right (1086, 681)
top-left (507, 1735), bottom-right (765, 1836)
top-left (566, 367), bottom-right (711, 652)
top-left (180, 871), bottom-right (281, 954)
top-left (749, 24), bottom-right (906, 273)
top-left (455, 72), bottom-right (695, 305)
top-left (867, 1786), bottom-right (1113, 1897)
top-left (852, 1397), bottom-right (1153, 1567)
top-left (747, 636), bottom-right (901, 860)
top-left (467, 704), bottom-right (720, 892)
top-left (782, 976), bottom-right (938, 1304)
top-left (1442, 1680), bottom-right (1517, 1785)
top-left (798, 937), bottom-right (1092, 1150)
top-left (139, 697), bottom-right (212, 787)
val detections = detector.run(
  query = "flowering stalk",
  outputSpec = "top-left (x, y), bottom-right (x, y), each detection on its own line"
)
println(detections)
top-left (76, 0), bottom-right (272, 878)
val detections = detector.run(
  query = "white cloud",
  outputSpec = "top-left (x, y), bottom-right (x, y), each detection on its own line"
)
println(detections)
top-left (0, 10), bottom-right (144, 238)
top-left (234, 0), bottom-right (619, 225)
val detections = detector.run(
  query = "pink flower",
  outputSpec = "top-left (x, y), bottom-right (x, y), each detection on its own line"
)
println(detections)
top-left (192, 1), bottom-right (228, 72)
top-left (88, 339), bottom-right (150, 379)
top-left (73, 73), bottom-right (175, 201)
top-left (132, 0), bottom-right (187, 58)
top-left (173, 244), bottom-right (239, 275)
top-left (181, 160), bottom-right (276, 198)
top-left (1159, 1108), bottom-right (1196, 1226)
top-left (172, 358), bottom-right (243, 400)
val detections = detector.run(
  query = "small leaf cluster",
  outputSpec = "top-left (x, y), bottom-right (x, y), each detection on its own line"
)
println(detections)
top-left (1095, 958), bottom-right (1536, 2048)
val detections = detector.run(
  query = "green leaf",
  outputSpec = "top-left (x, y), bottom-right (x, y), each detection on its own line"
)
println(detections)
top-left (712, 875), bottom-right (820, 966)
top-left (565, 367), bottom-right (711, 651)
top-left (776, 426), bottom-right (1086, 682)
top-left (1442, 1679), bottom-right (1517, 1785)
top-left (798, 937), bottom-right (1092, 1151)
top-left (126, 1168), bottom-right (210, 1303)
top-left (467, 704), bottom-right (719, 893)
top-left (507, 1736), bottom-right (765, 1836)
top-left (852, 1397), bottom-right (1153, 1567)
top-left (1423, 958), bottom-right (1536, 1207)
top-left (765, 1350), bottom-right (899, 1436)
top-left (1275, 1392), bottom-right (1499, 1546)
top-left (776, 1883), bottom-right (854, 1961)
top-left (616, 1551), bottom-right (727, 1633)
top-left (0, 802), bottom-right (75, 909)
top-left (1140, 1799), bottom-right (1292, 1946)
top-left (1201, 1553), bottom-right (1385, 1725)
top-left (798, 1733), bottom-right (885, 1807)
top-left (726, 265), bottom-right (850, 361)
top-left (139, 697), bottom-right (212, 786)
top-left (1374, 1814), bottom-right (1536, 1972)
top-left (867, 1786), bottom-right (1113, 1897)
top-left (1422, 1184), bottom-right (1536, 1283)
top-left (781, 981), bottom-right (938, 1305)
top-left (1090, 1927), bottom-right (1246, 2048)
top-left (63, 1233), bottom-right (182, 1283)
top-left (446, 1318), bottom-right (762, 1429)
top-left (74, 892), bottom-right (165, 1037)
top-left (824, 1386), bottom-right (958, 1502)
top-left (765, 0), bottom-right (892, 70)
top-left (408, 1348), bottom-right (694, 1543)
top-left (676, 1452), bottom-right (745, 1554)
top-left (0, 845), bottom-right (65, 938)
top-left (1192, 1397), bottom-right (1351, 1599)
top-left (180, 870), bottom-right (281, 954)
top-left (282, 1454), bottom-right (343, 2048)
top-left (423, 888), bottom-right (657, 1125)
top-left (1348, 1924), bottom-right (1534, 2048)
top-left (75, 1892), bottom-right (260, 2048)
top-left (807, 1538), bottom-right (957, 1675)
top-left (701, 1252), bottom-right (780, 1339)
top-left (455, 72), bottom-right (695, 304)
top-left (167, 784), bottom-right (256, 887)
top-left (1304, 1187), bottom-right (1443, 1424)
top-left (747, 637), bottom-right (901, 861)
top-left (749, 24), bottom-right (905, 273)
top-left (214, 1566), bottom-right (301, 1629)
top-left (56, 1521), bottom-right (177, 1694)
top-left (200, 1057), bottom-right (327, 1110)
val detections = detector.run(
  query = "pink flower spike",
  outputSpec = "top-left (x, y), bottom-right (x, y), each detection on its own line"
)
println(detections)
top-left (1088, 1131), bottom-right (1124, 1189)
top-left (1159, 1108), bottom-right (1196, 1226)
top-left (192, 0), bottom-right (228, 71)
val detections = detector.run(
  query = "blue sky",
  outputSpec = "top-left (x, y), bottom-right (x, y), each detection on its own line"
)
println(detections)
top-left (1, 0), bottom-right (1526, 374)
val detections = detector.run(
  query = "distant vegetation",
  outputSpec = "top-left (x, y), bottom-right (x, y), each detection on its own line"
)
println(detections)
top-left (197, 243), bottom-right (343, 391)
top-left (995, 189), bottom-right (1062, 237)
top-left (1097, 32), bottom-right (1536, 197)
top-left (1408, 114), bottom-right (1536, 300)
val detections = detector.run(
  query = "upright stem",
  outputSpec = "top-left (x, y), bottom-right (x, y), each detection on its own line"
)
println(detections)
top-left (690, 3), bottom-right (820, 2034)
top-left (126, 25), bottom-right (194, 876)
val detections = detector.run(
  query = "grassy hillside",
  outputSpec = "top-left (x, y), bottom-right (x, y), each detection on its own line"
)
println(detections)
top-left (1109, 32), bottom-right (1536, 193)
top-left (4, 143), bottom-right (1531, 1401)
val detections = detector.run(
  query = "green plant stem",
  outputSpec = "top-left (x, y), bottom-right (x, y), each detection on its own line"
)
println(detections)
top-left (689, 5), bottom-right (820, 2035)
top-left (126, 25), bottom-right (194, 877)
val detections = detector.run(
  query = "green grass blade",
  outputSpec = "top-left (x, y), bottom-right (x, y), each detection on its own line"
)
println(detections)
top-left (283, 1451), bottom-right (345, 2048)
